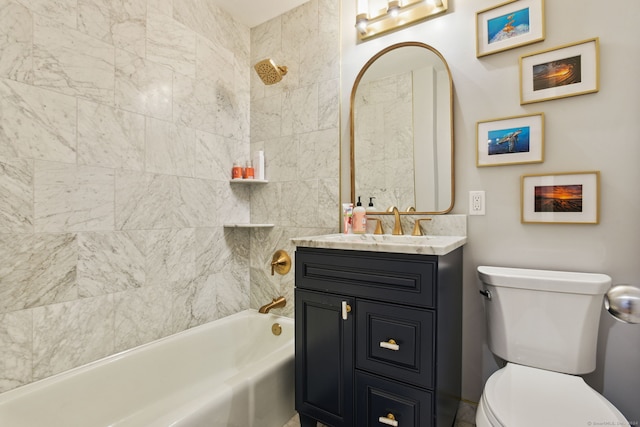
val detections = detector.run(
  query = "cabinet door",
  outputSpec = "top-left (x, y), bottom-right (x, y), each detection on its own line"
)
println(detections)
top-left (295, 289), bottom-right (354, 427)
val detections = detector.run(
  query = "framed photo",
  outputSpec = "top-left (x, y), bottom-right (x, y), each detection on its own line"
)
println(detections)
top-left (477, 113), bottom-right (544, 167)
top-left (476, 0), bottom-right (545, 57)
top-left (521, 171), bottom-right (600, 224)
top-left (520, 38), bottom-right (600, 104)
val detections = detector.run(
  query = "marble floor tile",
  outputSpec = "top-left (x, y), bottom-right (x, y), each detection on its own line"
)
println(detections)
top-left (456, 400), bottom-right (478, 425)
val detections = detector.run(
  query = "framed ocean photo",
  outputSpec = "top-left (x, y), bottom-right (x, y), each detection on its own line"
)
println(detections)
top-left (521, 171), bottom-right (600, 224)
top-left (520, 38), bottom-right (600, 104)
top-left (476, 0), bottom-right (545, 57)
top-left (477, 113), bottom-right (544, 167)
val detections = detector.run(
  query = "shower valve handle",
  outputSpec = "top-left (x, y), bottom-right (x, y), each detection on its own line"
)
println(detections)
top-left (270, 250), bottom-right (291, 276)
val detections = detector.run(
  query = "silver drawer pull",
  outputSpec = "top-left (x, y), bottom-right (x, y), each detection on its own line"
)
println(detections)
top-left (379, 339), bottom-right (400, 351)
top-left (378, 413), bottom-right (399, 426)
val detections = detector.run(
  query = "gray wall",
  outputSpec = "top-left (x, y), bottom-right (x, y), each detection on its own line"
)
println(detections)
top-left (341, 0), bottom-right (640, 422)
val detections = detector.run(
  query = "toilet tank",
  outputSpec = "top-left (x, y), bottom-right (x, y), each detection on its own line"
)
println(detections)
top-left (478, 266), bottom-right (611, 375)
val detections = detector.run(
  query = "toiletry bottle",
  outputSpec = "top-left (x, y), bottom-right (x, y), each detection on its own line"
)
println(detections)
top-left (366, 197), bottom-right (376, 212)
top-left (253, 150), bottom-right (265, 180)
top-left (352, 196), bottom-right (367, 234)
top-left (244, 160), bottom-right (254, 179)
top-left (232, 162), bottom-right (243, 179)
top-left (342, 203), bottom-right (354, 234)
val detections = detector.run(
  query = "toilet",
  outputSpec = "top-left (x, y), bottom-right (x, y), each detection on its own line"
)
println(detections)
top-left (476, 266), bottom-right (629, 427)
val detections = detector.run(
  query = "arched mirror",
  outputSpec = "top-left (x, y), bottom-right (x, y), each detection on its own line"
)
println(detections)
top-left (350, 42), bottom-right (454, 214)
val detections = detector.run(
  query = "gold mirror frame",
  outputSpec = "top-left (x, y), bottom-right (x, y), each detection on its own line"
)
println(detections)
top-left (350, 41), bottom-right (455, 215)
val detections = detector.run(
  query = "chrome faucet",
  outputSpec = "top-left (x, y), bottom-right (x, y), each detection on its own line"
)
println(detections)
top-left (388, 206), bottom-right (404, 235)
top-left (259, 296), bottom-right (286, 314)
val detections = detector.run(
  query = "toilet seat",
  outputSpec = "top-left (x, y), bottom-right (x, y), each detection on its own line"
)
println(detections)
top-left (478, 363), bottom-right (628, 427)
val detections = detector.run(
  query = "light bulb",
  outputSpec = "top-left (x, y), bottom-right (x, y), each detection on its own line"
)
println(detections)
top-left (355, 13), bottom-right (369, 34)
top-left (387, 0), bottom-right (400, 17)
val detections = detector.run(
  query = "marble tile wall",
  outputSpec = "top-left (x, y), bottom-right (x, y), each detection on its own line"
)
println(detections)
top-left (248, 0), bottom-right (341, 317)
top-left (0, 0), bottom-right (251, 392)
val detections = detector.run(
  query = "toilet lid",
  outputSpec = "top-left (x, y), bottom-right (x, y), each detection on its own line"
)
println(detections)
top-left (483, 363), bottom-right (628, 427)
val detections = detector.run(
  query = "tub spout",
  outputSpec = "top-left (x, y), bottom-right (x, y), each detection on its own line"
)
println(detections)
top-left (259, 296), bottom-right (286, 314)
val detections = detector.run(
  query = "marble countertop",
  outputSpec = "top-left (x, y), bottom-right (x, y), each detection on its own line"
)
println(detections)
top-left (291, 233), bottom-right (467, 256)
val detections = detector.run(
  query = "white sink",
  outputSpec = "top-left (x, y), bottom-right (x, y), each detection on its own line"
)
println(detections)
top-left (291, 233), bottom-right (466, 255)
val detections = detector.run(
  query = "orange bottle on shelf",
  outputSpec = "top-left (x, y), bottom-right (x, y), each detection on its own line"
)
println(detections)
top-left (232, 162), bottom-right (243, 179)
top-left (244, 161), bottom-right (255, 179)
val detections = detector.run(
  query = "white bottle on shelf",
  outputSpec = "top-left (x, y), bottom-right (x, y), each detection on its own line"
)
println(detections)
top-left (253, 150), bottom-right (265, 180)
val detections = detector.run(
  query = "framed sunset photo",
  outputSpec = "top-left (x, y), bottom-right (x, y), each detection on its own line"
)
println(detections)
top-left (521, 171), bottom-right (600, 224)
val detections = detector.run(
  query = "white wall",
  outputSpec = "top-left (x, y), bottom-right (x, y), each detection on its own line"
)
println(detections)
top-left (341, 0), bottom-right (640, 421)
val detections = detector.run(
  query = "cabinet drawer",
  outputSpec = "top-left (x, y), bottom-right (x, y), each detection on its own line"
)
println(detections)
top-left (295, 248), bottom-right (436, 308)
top-left (356, 371), bottom-right (434, 427)
top-left (356, 300), bottom-right (434, 389)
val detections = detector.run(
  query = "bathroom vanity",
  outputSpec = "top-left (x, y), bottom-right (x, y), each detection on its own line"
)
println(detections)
top-left (292, 233), bottom-right (465, 427)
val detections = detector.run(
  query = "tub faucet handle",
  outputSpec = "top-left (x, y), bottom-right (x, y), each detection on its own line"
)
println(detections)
top-left (271, 250), bottom-right (291, 276)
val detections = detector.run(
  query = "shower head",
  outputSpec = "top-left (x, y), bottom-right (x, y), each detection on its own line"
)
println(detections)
top-left (254, 59), bottom-right (288, 85)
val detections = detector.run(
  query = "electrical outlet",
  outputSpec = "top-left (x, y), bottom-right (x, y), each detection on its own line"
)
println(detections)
top-left (469, 191), bottom-right (486, 215)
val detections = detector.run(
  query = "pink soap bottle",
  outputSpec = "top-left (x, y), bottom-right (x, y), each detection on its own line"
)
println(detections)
top-left (352, 196), bottom-right (367, 234)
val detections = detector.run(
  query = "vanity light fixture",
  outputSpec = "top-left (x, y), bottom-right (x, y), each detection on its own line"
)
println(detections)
top-left (355, 0), bottom-right (448, 40)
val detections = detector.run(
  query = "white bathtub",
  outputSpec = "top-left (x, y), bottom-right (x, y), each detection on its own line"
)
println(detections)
top-left (0, 309), bottom-right (295, 427)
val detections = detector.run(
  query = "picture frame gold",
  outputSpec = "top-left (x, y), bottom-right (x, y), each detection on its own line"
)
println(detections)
top-left (477, 113), bottom-right (544, 167)
top-left (520, 37), bottom-right (600, 105)
top-left (476, 0), bottom-right (545, 58)
top-left (521, 171), bottom-right (600, 224)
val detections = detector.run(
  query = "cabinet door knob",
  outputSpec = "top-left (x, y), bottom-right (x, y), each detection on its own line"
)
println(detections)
top-left (379, 339), bottom-right (400, 351)
top-left (378, 413), bottom-right (399, 426)
top-left (341, 301), bottom-right (351, 320)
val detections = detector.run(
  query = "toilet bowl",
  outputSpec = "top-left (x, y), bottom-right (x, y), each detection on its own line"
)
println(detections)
top-left (476, 266), bottom-right (629, 426)
top-left (476, 363), bottom-right (628, 427)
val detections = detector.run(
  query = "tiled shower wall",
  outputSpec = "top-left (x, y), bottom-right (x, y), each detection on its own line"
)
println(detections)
top-left (248, 0), bottom-right (340, 317)
top-left (354, 71), bottom-right (414, 212)
top-left (0, 0), bottom-right (253, 392)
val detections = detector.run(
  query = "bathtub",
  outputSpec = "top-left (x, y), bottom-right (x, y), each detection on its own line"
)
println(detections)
top-left (0, 310), bottom-right (295, 427)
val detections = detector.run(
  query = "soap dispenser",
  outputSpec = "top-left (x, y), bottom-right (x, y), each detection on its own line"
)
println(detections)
top-left (352, 196), bottom-right (367, 234)
top-left (366, 197), bottom-right (376, 212)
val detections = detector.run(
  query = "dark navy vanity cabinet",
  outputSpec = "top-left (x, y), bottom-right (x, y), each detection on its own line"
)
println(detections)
top-left (295, 246), bottom-right (462, 427)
